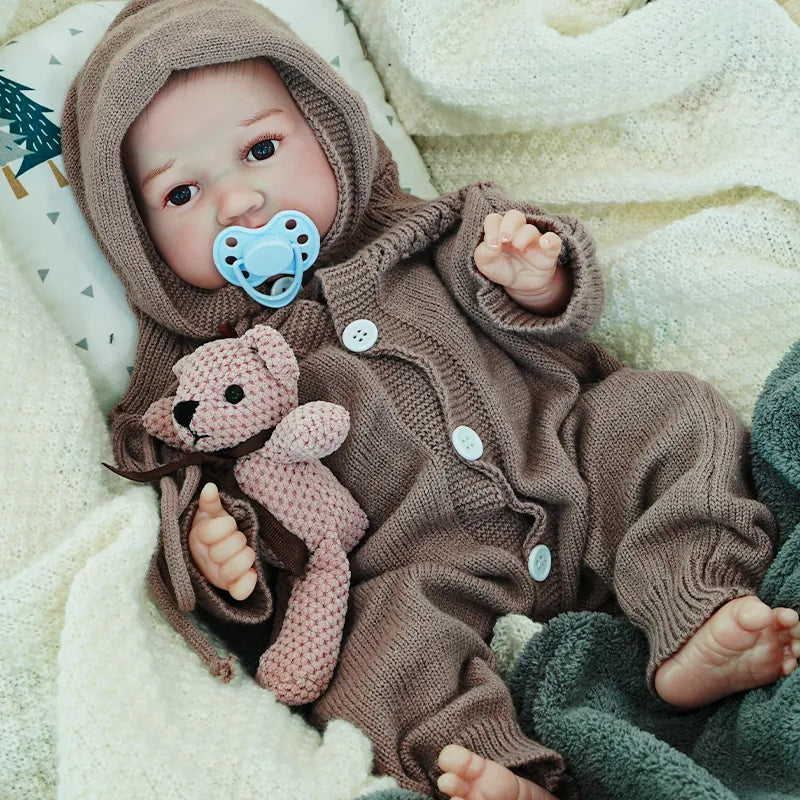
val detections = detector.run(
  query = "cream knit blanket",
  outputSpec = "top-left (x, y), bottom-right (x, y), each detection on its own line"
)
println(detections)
top-left (343, 0), bottom-right (800, 423)
top-left (0, 251), bottom-right (397, 799)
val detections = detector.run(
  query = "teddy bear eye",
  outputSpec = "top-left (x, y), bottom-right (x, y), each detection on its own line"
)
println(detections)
top-left (224, 384), bottom-right (245, 404)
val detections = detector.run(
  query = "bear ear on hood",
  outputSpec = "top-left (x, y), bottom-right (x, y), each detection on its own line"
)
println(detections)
top-left (240, 324), bottom-right (300, 385)
top-left (143, 395), bottom-right (184, 448)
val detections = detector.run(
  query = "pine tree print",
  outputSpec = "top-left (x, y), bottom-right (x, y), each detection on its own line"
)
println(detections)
top-left (0, 70), bottom-right (66, 197)
top-left (0, 119), bottom-right (31, 198)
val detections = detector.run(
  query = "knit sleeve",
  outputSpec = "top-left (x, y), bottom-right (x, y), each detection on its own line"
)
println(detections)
top-left (177, 490), bottom-right (274, 623)
top-left (434, 182), bottom-right (605, 349)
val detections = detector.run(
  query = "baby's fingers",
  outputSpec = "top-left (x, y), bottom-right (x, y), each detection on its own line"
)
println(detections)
top-left (521, 231), bottom-right (562, 271)
top-left (483, 210), bottom-right (528, 248)
top-left (228, 569), bottom-right (257, 601)
top-left (498, 209), bottom-right (527, 243)
top-left (209, 530), bottom-right (248, 563)
top-left (219, 546), bottom-right (257, 585)
top-left (511, 223), bottom-right (542, 253)
top-left (483, 213), bottom-right (503, 247)
top-left (474, 240), bottom-right (514, 285)
top-left (196, 482), bottom-right (227, 521)
top-left (194, 514), bottom-right (238, 545)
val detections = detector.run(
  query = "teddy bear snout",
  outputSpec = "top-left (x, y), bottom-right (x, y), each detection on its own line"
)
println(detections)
top-left (173, 399), bottom-right (199, 428)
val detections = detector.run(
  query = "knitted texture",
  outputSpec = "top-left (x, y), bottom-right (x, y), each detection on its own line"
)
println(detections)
top-left (342, 0), bottom-right (800, 424)
top-left (61, 0), bottom-right (778, 795)
top-left (143, 324), bottom-right (369, 705)
top-left (0, 240), bottom-right (397, 800)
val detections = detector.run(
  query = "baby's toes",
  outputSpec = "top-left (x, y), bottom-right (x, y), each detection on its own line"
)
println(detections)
top-left (437, 771), bottom-right (469, 799)
top-left (775, 607), bottom-right (800, 629)
top-left (733, 596), bottom-right (773, 632)
top-left (786, 622), bottom-right (800, 654)
top-left (437, 744), bottom-right (474, 777)
top-left (781, 642), bottom-right (799, 676)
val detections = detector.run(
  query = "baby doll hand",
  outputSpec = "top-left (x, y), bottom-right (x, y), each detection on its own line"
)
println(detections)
top-left (188, 483), bottom-right (257, 601)
top-left (475, 210), bottom-right (566, 314)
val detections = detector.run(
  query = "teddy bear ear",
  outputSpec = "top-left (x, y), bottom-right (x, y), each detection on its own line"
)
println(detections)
top-left (143, 396), bottom-right (184, 448)
top-left (172, 353), bottom-right (192, 381)
top-left (240, 324), bottom-right (300, 384)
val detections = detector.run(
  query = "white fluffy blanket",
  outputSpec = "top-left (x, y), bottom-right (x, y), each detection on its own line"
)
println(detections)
top-left (344, 0), bottom-right (800, 423)
top-left (0, 254), bottom-right (397, 799)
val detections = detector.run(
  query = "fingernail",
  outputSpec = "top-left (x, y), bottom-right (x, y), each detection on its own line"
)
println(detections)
top-left (488, 238), bottom-right (500, 249)
top-left (501, 232), bottom-right (511, 243)
top-left (541, 234), bottom-right (553, 248)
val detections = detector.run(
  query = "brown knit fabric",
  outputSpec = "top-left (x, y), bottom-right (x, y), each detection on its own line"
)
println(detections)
top-left (61, 1), bottom-right (778, 797)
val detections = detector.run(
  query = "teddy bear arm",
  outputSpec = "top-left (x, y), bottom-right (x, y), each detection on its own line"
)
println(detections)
top-left (265, 401), bottom-right (350, 462)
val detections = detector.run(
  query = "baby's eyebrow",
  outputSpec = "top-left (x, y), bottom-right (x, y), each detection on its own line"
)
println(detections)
top-left (141, 158), bottom-right (176, 190)
top-left (239, 107), bottom-right (285, 127)
top-left (138, 109), bottom-right (285, 191)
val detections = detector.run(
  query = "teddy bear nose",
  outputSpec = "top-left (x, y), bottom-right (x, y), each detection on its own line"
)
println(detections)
top-left (173, 400), bottom-right (199, 428)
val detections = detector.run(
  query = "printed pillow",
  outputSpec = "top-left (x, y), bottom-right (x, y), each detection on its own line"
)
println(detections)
top-left (0, 0), bottom-right (437, 414)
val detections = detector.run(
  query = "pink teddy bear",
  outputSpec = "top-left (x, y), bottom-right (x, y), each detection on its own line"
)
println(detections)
top-left (142, 323), bottom-right (369, 705)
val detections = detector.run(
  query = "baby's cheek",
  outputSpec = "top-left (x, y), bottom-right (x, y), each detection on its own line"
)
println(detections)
top-left (153, 215), bottom-right (224, 288)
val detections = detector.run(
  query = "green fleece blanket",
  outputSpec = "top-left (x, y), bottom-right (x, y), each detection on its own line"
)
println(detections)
top-left (362, 344), bottom-right (800, 798)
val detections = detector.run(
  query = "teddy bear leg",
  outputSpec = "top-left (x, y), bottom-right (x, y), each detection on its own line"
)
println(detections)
top-left (256, 537), bottom-right (350, 705)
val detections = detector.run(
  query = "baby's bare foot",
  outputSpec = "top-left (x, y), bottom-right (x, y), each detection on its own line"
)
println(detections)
top-left (437, 744), bottom-right (557, 800)
top-left (655, 595), bottom-right (800, 708)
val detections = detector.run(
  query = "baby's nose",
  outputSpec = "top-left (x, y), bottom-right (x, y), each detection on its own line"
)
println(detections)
top-left (217, 185), bottom-right (265, 227)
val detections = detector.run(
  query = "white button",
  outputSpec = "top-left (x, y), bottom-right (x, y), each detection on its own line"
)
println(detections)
top-left (342, 319), bottom-right (378, 352)
top-left (270, 276), bottom-right (295, 296)
top-left (451, 425), bottom-right (484, 461)
top-left (527, 544), bottom-right (551, 582)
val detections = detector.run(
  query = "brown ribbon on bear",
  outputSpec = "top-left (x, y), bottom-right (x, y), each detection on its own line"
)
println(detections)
top-left (103, 428), bottom-right (310, 576)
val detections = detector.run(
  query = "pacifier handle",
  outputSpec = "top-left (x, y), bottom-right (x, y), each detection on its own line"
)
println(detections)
top-left (229, 253), bottom-right (305, 308)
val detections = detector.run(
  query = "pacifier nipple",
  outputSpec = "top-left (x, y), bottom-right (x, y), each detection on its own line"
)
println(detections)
top-left (212, 210), bottom-right (320, 308)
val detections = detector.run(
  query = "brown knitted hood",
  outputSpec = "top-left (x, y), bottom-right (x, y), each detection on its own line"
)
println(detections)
top-left (61, 0), bottom-right (388, 339)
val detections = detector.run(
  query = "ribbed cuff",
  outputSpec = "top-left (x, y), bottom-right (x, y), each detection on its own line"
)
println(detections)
top-left (455, 716), bottom-right (574, 799)
top-left (634, 556), bottom-right (759, 687)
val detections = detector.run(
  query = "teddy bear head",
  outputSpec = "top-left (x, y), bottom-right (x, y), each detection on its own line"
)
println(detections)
top-left (143, 325), bottom-right (300, 453)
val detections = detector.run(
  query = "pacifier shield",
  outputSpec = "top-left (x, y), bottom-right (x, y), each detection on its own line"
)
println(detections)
top-left (212, 210), bottom-right (320, 308)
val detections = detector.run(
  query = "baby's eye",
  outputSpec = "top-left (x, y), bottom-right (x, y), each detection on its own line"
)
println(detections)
top-left (166, 184), bottom-right (198, 207)
top-left (246, 139), bottom-right (280, 162)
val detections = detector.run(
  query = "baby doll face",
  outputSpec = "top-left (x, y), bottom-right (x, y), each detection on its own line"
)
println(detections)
top-left (123, 58), bottom-right (339, 289)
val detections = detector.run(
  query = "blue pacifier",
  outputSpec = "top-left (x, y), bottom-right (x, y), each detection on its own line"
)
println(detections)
top-left (212, 210), bottom-right (320, 308)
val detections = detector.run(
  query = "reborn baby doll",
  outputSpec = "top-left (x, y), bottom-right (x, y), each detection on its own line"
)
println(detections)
top-left (62, 1), bottom-right (800, 798)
